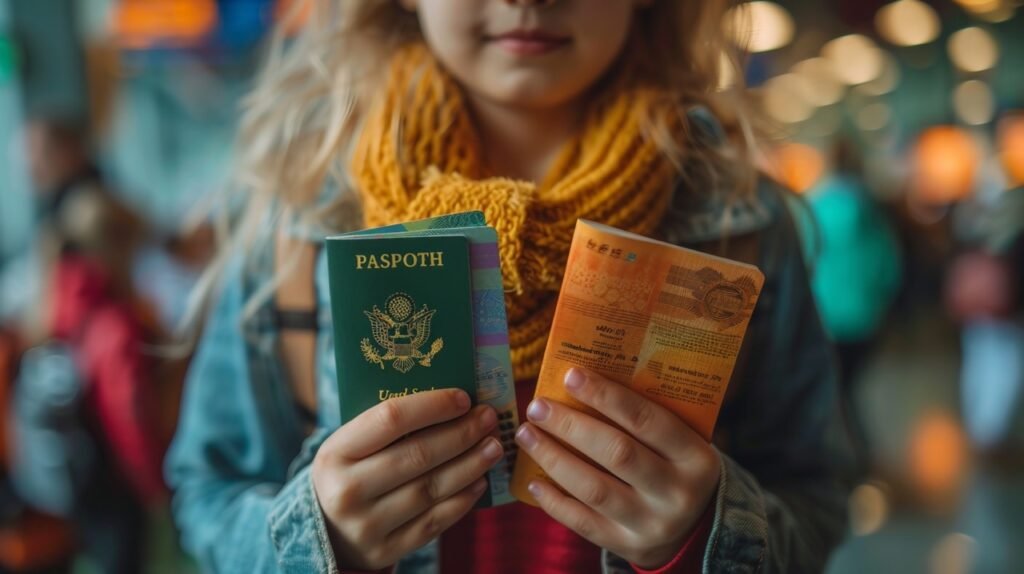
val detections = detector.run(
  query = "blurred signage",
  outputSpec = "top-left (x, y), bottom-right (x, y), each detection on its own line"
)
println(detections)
top-left (114, 0), bottom-right (303, 51)
top-left (114, 0), bottom-right (219, 49)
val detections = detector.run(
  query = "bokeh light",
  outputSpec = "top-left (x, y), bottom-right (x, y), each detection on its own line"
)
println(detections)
top-left (762, 73), bottom-right (816, 123)
top-left (912, 126), bottom-right (982, 204)
top-left (948, 27), bottom-right (1000, 73)
top-left (725, 1), bottom-right (796, 53)
top-left (907, 411), bottom-right (969, 501)
top-left (953, 80), bottom-right (995, 126)
top-left (876, 0), bottom-right (941, 47)
top-left (998, 114), bottom-right (1024, 186)
top-left (791, 57), bottom-right (846, 106)
top-left (849, 482), bottom-right (890, 536)
top-left (822, 34), bottom-right (886, 85)
top-left (955, 0), bottom-right (1017, 22)
top-left (857, 54), bottom-right (902, 96)
top-left (769, 142), bottom-right (827, 193)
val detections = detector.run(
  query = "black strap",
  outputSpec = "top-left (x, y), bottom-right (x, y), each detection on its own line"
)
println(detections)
top-left (273, 242), bottom-right (324, 332)
top-left (276, 242), bottom-right (324, 429)
top-left (274, 308), bottom-right (319, 332)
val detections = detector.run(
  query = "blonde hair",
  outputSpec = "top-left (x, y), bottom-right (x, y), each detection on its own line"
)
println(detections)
top-left (186, 0), bottom-right (756, 329)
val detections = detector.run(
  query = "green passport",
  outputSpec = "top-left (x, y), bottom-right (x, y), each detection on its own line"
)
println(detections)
top-left (326, 234), bottom-right (478, 424)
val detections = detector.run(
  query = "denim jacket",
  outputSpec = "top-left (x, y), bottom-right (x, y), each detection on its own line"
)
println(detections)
top-left (167, 165), bottom-right (853, 574)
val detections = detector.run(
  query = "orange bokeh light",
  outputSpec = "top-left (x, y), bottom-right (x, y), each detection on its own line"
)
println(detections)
top-left (114, 0), bottom-right (218, 49)
top-left (998, 114), bottom-right (1024, 187)
top-left (908, 410), bottom-right (969, 501)
top-left (911, 126), bottom-right (980, 204)
top-left (769, 142), bottom-right (827, 194)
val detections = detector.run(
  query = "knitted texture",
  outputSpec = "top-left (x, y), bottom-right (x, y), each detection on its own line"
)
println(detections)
top-left (352, 44), bottom-right (683, 380)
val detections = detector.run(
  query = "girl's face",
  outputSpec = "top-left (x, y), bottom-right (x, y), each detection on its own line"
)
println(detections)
top-left (403, 0), bottom-right (647, 110)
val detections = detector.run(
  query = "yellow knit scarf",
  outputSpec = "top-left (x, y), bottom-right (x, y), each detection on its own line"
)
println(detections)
top-left (352, 44), bottom-right (683, 380)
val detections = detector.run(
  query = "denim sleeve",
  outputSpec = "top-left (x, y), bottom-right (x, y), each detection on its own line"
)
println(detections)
top-left (702, 190), bottom-right (853, 573)
top-left (165, 261), bottom-right (337, 574)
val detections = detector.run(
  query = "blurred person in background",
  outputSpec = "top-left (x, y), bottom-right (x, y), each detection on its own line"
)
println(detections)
top-left (1, 115), bottom-right (178, 574)
top-left (804, 139), bottom-right (902, 465)
top-left (948, 115), bottom-right (1024, 455)
top-left (944, 119), bottom-right (1024, 572)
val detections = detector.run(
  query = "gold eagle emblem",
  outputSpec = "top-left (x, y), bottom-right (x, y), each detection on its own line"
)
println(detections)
top-left (361, 293), bottom-right (444, 373)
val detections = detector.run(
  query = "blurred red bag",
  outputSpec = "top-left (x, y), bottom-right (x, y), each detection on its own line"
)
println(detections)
top-left (49, 255), bottom-right (173, 505)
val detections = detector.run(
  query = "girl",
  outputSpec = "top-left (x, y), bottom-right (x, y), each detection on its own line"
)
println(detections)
top-left (167, 1), bottom-right (852, 573)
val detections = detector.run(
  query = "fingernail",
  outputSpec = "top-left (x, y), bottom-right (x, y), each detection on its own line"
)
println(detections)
top-left (479, 406), bottom-right (497, 429)
top-left (526, 399), bottom-right (550, 422)
top-left (564, 368), bottom-right (586, 392)
top-left (482, 438), bottom-right (503, 461)
top-left (455, 390), bottom-right (471, 410)
top-left (527, 481), bottom-right (543, 499)
top-left (515, 425), bottom-right (538, 450)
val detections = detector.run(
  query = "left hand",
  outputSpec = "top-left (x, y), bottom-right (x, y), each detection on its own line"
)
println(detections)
top-left (516, 368), bottom-right (721, 570)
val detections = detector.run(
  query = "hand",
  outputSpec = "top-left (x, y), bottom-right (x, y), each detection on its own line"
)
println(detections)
top-left (515, 368), bottom-right (721, 569)
top-left (312, 389), bottom-right (503, 571)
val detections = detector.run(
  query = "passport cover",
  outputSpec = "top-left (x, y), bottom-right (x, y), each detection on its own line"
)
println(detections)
top-left (326, 234), bottom-right (477, 425)
top-left (332, 212), bottom-right (520, 507)
top-left (511, 219), bottom-right (765, 506)
top-left (364, 225), bottom-right (520, 506)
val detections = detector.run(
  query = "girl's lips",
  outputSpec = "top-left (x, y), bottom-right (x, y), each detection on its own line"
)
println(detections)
top-left (488, 30), bottom-right (571, 56)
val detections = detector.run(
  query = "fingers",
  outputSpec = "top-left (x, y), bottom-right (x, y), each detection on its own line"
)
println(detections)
top-left (328, 389), bottom-right (473, 460)
top-left (563, 368), bottom-right (703, 461)
top-left (384, 479), bottom-right (488, 562)
top-left (374, 435), bottom-right (504, 532)
top-left (515, 423), bottom-right (639, 525)
top-left (354, 404), bottom-right (498, 497)
top-left (524, 397), bottom-right (665, 491)
top-left (524, 478), bottom-right (626, 553)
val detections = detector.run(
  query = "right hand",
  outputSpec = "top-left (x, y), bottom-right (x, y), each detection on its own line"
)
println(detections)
top-left (311, 389), bottom-right (503, 571)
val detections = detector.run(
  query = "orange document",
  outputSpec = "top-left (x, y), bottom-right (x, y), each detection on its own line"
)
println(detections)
top-left (511, 220), bottom-right (765, 506)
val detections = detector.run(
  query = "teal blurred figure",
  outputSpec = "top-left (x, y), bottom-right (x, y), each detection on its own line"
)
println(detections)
top-left (799, 146), bottom-right (903, 463)
top-left (805, 173), bottom-right (902, 345)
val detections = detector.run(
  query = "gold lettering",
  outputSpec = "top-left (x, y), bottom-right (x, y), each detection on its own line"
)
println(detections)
top-left (356, 251), bottom-right (446, 270)
top-left (379, 388), bottom-right (411, 401)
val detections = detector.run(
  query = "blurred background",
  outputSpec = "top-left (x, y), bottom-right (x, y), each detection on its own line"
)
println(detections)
top-left (0, 1), bottom-right (1021, 573)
